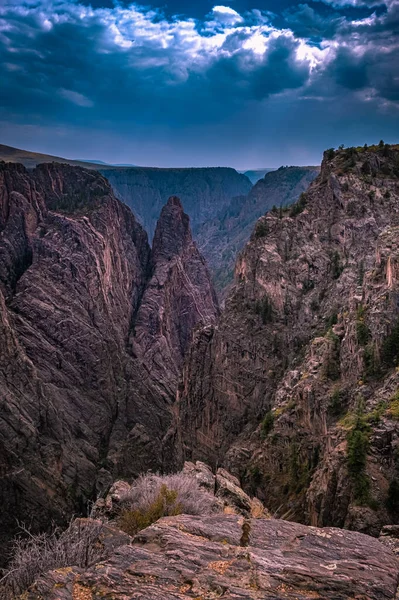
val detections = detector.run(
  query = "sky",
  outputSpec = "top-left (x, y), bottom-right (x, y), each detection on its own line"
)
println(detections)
top-left (0, 0), bottom-right (398, 168)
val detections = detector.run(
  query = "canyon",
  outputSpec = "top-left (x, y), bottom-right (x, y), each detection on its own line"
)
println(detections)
top-left (2, 144), bottom-right (399, 596)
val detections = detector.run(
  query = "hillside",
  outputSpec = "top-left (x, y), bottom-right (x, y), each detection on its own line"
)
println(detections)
top-left (196, 166), bottom-right (319, 296)
top-left (177, 143), bottom-right (399, 535)
top-left (0, 143), bottom-right (110, 170)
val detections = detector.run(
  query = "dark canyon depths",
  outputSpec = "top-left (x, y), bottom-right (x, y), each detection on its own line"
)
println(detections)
top-left (0, 161), bottom-right (218, 562)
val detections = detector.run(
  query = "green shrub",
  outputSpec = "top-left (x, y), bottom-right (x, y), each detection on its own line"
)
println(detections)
top-left (325, 148), bottom-right (335, 160)
top-left (255, 220), bottom-right (268, 238)
top-left (386, 392), bottom-right (399, 420)
top-left (261, 411), bottom-right (274, 438)
top-left (289, 193), bottom-right (307, 217)
top-left (363, 343), bottom-right (380, 379)
top-left (324, 331), bottom-right (341, 381)
top-left (331, 251), bottom-right (343, 279)
top-left (347, 413), bottom-right (371, 505)
top-left (329, 387), bottom-right (345, 418)
top-left (118, 484), bottom-right (182, 536)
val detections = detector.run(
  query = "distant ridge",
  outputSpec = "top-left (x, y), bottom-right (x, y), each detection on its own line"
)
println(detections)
top-left (242, 168), bottom-right (275, 184)
top-left (0, 144), bottom-right (111, 170)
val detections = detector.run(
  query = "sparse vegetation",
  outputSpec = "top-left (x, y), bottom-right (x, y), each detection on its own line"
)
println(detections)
top-left (346, 410), bottom-right (371, 506)
top-left (289, 192), bottom-right (307, 217)
top-left (0, 520), bottom-right (106, 600)
top-left (261, 411), bottom-right (274, 438)
top-left (118, 484), bottom-right (182, 536)
top-left (324, 330), bottom-right (341, 381)
top-left (325, 148), bottom-right (335, 160)
top-left (116, 473), bottom-right (218, 537)
top-left (386, 391), bottom-right (399, 420)
top-left (255, 220), bottom-right (269, 238)
top-left (331, 251), bottom-right (343, 279)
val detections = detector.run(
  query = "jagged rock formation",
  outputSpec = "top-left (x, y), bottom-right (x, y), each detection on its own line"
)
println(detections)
top-left (0, 161), bottom-right (218, 563)
top-left (24, 515), bottom-right (399, 599)
top-left (177, 143), bottom-right (399, 535)
top-left (130, 197), bottom-right (219, 401)
top-left (100, 166), bottom-right (252, 241)
top-left (195, 166), bottom-right (319, 296)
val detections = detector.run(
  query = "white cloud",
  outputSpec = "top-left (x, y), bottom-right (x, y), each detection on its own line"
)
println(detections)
top-left (212, 5), bottom-right (243, 25)
top-left (59, 89), bottom-right (94, 107)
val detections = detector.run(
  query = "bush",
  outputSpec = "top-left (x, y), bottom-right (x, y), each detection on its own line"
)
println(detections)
top-left (347, 413), bottom-right (371, 505)
top-left (331, 251), bottom-right (343, 279)
top-left (261, 411), bottom-right (274, 438)
top-left (255, 220), bottom-right (268, 238)
top-left (0, 520), bottom-right (105, 599)
top-left (116, 473), bottom-right (218, 537)
top-left (289, 193), bottom-right (307, 217)
top-left (325, 148), bottom-right (335, 160)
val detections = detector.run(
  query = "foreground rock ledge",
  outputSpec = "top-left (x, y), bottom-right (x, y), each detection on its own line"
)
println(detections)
top-left (27, 515), bottom-right (399, 599)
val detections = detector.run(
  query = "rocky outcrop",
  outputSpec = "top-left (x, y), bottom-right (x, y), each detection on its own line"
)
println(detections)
top-left (25, 515), bottom-right (399, 599)
top-left (177, 144), bottom-right (399, 533)
top-left (0, 162), bottom-right (218, 563)
top-left (130, 197), bottom-right (219, 403)
top-left (100, 166), bottom-right (252, 240)
top-left (195, 166), bottom-right (319, 296)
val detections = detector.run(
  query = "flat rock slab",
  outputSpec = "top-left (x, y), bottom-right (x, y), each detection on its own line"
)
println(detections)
top-left (27, 515), bottom-right (399, 599)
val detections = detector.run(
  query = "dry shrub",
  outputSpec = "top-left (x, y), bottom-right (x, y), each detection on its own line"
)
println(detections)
top-left (117, 473), bottom-right (219, 536)
top-left (0, 519), bottom-right (106, 599)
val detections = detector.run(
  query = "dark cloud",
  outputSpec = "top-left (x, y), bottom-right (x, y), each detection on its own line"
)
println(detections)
top-left (0, 0), bottom-right (398, 167)
top-left (283, 3), bottom-right (345, 38)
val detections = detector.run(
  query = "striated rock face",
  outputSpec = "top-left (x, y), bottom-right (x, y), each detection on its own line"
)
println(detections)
top-left (25, 515), bottom-right (399, 599)
top-left (111, 198), bottom-right (219, 477)
top-left (0, 162), bottom-right (218, 563)
top-left (100, 166), bottom-right (252, 240)
top-left (177, 144), bottom-right (399, 534)
top-left (195, 166), bottom-right (319, 297)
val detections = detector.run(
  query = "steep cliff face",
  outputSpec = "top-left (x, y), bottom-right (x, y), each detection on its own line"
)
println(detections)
top-left (100, 166), bottom-right (252, 240)
top-left (131, 197), bottom-right (219, 402)
top-left (178, 144), bottom-right (399, 535)
top-left (195, 166), bottom-right (319, 297)
top-left (0, 162), bottom-right (217, 562)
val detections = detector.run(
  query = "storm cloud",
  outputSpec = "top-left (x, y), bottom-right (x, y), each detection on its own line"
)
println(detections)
top-left (0, 0), bottom-right (398, 167)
